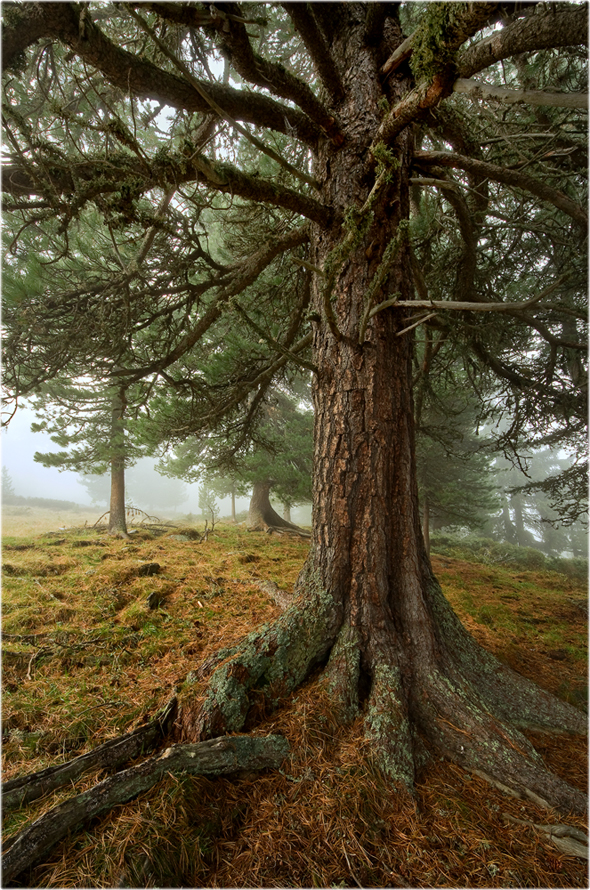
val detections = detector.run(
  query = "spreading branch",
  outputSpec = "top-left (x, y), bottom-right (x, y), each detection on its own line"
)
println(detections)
top-left (282, 3), bottom-right (346, 106)
top-left (126, 5), bottom-right (323, 190)
top-left (452, 78), bottom-right (588, 110)
top-left (2, 151), bottom-right (331, 226)
top-left (208, 2), bottom-right (344, 140)
top-left (458, 4), bottom-right (589, 79)
top-left (115, 226), bottom-right (310, 382)
top-left (414, 150), bottom-right (588, 229)
top-left (375, 3), bottom-right (500, 145)
top-left (1, 2), bottom-right (321, 147)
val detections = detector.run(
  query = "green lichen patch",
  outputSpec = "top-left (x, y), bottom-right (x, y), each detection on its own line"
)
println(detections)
top-left (410, 2), bottom-right (465, 82)
top-left (364, 663), bottom-right (415, 791)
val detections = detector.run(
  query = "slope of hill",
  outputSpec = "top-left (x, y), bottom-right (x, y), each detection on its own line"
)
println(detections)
top-left (2, 523), bottom-right (587, 888)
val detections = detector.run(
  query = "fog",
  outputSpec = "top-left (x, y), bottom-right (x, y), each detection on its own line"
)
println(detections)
top-left (1, 405), bottom-right (251, 518)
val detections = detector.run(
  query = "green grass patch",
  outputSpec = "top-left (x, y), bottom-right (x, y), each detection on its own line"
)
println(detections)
top-left (2, 517), bottom-right (587, 889)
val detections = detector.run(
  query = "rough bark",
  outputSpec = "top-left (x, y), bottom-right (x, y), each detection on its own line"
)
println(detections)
top-left (180, 7), bottom-right (587, 817)
top-left (2, 735), bottom-right (289, 886)
top-left (2, 7), bottom-right (587, 879)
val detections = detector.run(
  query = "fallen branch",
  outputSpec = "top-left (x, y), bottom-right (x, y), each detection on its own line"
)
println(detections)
top-left (2, 734), bottom-right (289, 885)
top-left (2, 697), bottom-right (177, 812)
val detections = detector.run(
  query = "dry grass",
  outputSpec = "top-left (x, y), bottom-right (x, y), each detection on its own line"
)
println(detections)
top-left (2, 506), bottom-right (103, 537)
top-left (2, 517), bottom-right (587, 888)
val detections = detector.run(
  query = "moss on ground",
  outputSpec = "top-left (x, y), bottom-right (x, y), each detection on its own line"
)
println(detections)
top-left (2, 519), bottom-right (587, 888)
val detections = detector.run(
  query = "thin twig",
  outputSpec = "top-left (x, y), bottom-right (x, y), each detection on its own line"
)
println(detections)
top-left (396, 312), bottom-right (438, 336)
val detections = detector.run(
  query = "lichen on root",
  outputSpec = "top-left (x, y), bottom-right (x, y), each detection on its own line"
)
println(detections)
top-left (179, 568), bottom-right (587, 816)
top-left (180, 570), bottom-right (341, 740)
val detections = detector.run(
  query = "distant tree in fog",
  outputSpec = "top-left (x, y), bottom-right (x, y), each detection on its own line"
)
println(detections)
top-left (2, 465), bottom-right (16, 502)
top-left (80, 457), bottom-right (188, 514)
top-left (161, 389), bottom-right (313, 530)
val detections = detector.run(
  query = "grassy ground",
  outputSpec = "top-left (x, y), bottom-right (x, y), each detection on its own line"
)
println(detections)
top-left (2, 510), bottom-right (588, 888)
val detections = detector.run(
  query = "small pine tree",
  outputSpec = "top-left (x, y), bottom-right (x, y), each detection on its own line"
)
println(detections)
top-left (2, 465), bottom-right (17, 502)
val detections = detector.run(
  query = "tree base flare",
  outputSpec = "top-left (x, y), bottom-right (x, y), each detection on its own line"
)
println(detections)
top-left (178, 572), bottom-right (587, 817)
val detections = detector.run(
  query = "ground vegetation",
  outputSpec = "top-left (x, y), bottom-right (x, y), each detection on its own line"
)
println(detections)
top-left (2, 0), bottom-right (588, 859)
top-left (1, 520), bottom-right (587, 886)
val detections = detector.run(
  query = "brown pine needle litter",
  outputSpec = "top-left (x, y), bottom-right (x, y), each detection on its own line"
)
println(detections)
top-left (2, 521), bottom-right (587, 888)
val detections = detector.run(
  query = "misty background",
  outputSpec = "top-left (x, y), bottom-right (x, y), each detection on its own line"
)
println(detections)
top-left (1, 403), bottom-right (254, 518)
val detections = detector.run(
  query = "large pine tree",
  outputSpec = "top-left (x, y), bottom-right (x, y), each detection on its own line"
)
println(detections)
top-left (2, 0), bottom-right (587, 834)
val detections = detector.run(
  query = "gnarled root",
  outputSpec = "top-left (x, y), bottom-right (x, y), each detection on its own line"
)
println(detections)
top-left (183, 573), bottom-right (586, 815)
top-left (180, 577), bottom-right (341, 740)
top-left (415, 666), bottom-right (587, 815)
top-left (2, 696), bottom-right (177, 812)
top-left (2, 735), bottom-right (289, 886)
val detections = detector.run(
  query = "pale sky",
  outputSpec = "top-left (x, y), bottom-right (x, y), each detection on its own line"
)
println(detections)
top-left (1, 404), bottom-right (210, 512)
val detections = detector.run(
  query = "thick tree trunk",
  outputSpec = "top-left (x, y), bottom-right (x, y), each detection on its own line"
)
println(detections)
top-left (109, 386), bottom-right (128, 538)
top-left (182, 8), bottom-right (586, 816)
top-left (247, 480), bottom-right (305, 533)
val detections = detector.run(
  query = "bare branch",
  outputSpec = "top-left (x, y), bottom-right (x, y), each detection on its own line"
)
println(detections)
top-left (381, 31), bottom-right (416, 75)
top-left (452, 78), bottom-right (588, 110)
top-left (414, 150), bottom-right (587, 229)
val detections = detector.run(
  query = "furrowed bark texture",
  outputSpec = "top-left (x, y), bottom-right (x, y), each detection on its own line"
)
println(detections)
top-left (184, 5), bottom-right (586, 816)
top-left (4, 12), bottom-right (587, 879)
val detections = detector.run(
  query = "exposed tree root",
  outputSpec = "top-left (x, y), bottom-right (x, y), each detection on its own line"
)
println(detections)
top-left (179, 572), bottom-right (587, 815)
top-left (181, 577), bottom-right (341, 740)
top-left (247, 522), bottom-right (311, 538)
top-left (4, 570), bottom-right (586, 884)
top-left (2, 735), bottom-right (289, 886)
top-left (253, 579), bottom-right (296, 610)
top-left (427, 577), bottom-right (587, 736)
top-left (1, 697), bottom-right (177, 812)
top-left (502, 813), bottom-right (589, 859)
top-left (415, 665), bottom-right (587, 815)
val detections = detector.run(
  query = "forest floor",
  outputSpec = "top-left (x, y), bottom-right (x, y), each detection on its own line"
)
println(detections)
top-left (2, 512), bottom-right (588, 888)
